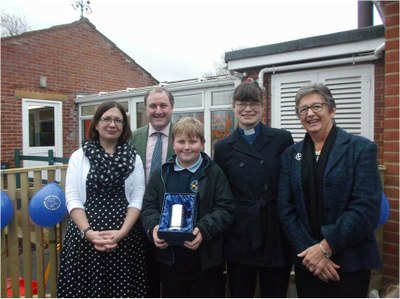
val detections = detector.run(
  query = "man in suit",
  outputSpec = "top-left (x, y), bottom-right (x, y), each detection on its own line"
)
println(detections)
top-left (213, 81), bottom-right (294, 298)
top-left (132, 86), bottom-right (175, 184)
top-left (131, 86), bottom-right (175, 297)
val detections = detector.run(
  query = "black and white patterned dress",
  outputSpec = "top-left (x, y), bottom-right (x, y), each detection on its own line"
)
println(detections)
top-left (57, 141), bottom-right (148, 298)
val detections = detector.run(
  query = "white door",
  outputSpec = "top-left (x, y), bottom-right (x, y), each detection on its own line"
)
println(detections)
top-left (22, 99), bottom-right (63, 170)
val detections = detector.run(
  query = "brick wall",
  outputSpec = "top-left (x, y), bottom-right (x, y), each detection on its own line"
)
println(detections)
top-left (375, 59), bottom-right (386, 163)
top-left (1, 19), bottom-right (158, 167)
top-left (381, 0), bottom-right (399, 290)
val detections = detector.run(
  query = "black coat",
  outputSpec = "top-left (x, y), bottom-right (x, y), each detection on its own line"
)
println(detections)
top-left (141, 152), bottom-right (235, 270)
top-left (213, 124), bottom-right (293, 267)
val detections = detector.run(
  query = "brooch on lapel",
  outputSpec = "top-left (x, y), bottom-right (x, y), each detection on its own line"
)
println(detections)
top-left (295, 153), bottom-right (302, 161)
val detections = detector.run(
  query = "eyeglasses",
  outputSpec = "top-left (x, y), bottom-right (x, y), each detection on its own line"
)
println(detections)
top-left (235, 101), bottom-right (261, 110)
top-left (100, 117), bottom-right (124, 125)
top-left (296, 103), bottom-right (327, 115)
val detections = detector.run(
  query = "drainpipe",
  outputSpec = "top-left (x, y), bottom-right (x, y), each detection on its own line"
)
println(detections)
top-left (358, 0), bottom-right (374, 28)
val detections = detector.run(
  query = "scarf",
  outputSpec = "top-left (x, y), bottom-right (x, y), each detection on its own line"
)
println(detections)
top-left (301, 125), bottom-right (338, 239)
top-left (82, 140), bottom-right (136, 187)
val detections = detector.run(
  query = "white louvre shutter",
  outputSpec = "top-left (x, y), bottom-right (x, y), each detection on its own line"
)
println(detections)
top-left (271, 65), bottom-right (374, 142)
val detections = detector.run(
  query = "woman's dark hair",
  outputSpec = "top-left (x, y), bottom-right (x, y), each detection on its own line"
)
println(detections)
top-left (232, 81), bottom-right (263, 104)
top-left (88, 101), bottom-right (132, 143)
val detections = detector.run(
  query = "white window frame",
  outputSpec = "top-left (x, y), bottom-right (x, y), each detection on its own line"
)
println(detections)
top-left (22, 98), bottom-right (63, 158)
top-left (22, 98), bottom-right (63, 180)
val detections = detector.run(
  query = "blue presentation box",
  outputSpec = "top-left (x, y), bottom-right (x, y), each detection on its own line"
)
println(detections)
top-left (158, 193), bottom-right (197, 246)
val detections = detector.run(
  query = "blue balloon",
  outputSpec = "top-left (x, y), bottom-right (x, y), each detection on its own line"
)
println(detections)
top-left (378, 192), bottom-right (390, 227)
top-left (29, 182), bottom-right (67, 227)
top-left (1, 191), bottom-right (14, 229)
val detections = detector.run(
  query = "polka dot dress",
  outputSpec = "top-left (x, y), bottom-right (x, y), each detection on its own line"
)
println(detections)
top-left (57, 148), bottom-right (148, 297)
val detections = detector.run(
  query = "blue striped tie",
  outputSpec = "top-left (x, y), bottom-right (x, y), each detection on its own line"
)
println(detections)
top-left (150, 132), bottom-right (162, 177)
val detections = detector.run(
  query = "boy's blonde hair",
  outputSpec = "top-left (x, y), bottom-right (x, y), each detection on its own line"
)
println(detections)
top-left (172, 117), bottom-right (205, 143)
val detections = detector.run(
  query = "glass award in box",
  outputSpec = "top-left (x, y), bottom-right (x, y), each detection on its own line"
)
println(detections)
top-left (158, 193), bottom-right (197, 246)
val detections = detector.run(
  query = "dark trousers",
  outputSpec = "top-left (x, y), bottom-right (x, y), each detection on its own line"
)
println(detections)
top-left (227, 262), bottom-right (292, 298)
top-left (160, 263), bottom-right (225, 298)
top-left (295, 266), bottom-right (371, 297)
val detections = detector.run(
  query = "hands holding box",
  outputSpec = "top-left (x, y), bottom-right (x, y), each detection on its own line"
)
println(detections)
top-left (157, 193), bottom-right (198, 246)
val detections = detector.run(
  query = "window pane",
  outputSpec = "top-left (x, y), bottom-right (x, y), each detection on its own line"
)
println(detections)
top-left (211, 110), bottom-right (235, 156)
top-left (81, 105), bottom-right (98, 116)
top-left (82, 119), bottom-right (91, 140)
top-left (136, 102), bottom-right (148, 128)
top-left (29, 106), bottom-right (55, 146)
top-left (172, 112), bottom-right (204, 124)
top-left (174, 94), bottom-right (202, 108)
top-left (212, 90), bottom-right (233, 106)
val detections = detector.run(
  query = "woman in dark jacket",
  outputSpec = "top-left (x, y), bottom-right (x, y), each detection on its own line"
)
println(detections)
top-left (278, 83), bottom-right (382, 297)
top-left (213, 81), bottom-right (294, 297)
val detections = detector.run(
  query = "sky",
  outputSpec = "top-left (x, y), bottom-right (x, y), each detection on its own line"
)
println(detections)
top-left (2, 0), bottom-right (383, 82)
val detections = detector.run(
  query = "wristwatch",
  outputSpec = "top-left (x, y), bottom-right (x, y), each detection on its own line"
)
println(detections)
top-left (318, 242), bottom-right (332, 258)
top-left (80, 226), bottom-right (92, 239)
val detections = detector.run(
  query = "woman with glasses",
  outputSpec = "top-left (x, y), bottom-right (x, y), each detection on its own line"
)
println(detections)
top-left (213, 81), bottom-right (294, 297)
top-left (57, 101), bottom-right (148, 297)
top-left (278, 83), bottom-right (382, 297)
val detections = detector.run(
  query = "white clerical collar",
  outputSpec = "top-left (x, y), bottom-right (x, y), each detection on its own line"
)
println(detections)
top-left (174, 155), bottom-right (203, 173)
top-left (243, 128), bottom-right (255, 135)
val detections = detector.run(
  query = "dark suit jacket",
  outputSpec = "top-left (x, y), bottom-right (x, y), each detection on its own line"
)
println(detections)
top-left (213, 123), bottom-right (294, 267)
top-left (131, 124), bottom-right (175, 180)
top-left (278, 127), bottom-right (383, 271)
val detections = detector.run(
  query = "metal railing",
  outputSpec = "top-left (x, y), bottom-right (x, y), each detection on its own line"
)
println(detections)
top-left (1, 165), bottom-right (68, 298)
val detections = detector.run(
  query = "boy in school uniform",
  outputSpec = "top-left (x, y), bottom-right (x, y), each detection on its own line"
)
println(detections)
top-left (141, 117), bottom-right (235, 298)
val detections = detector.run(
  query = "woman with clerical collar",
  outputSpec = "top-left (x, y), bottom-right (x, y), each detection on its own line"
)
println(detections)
top-left (213, 80), bottom-right (294, 297)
